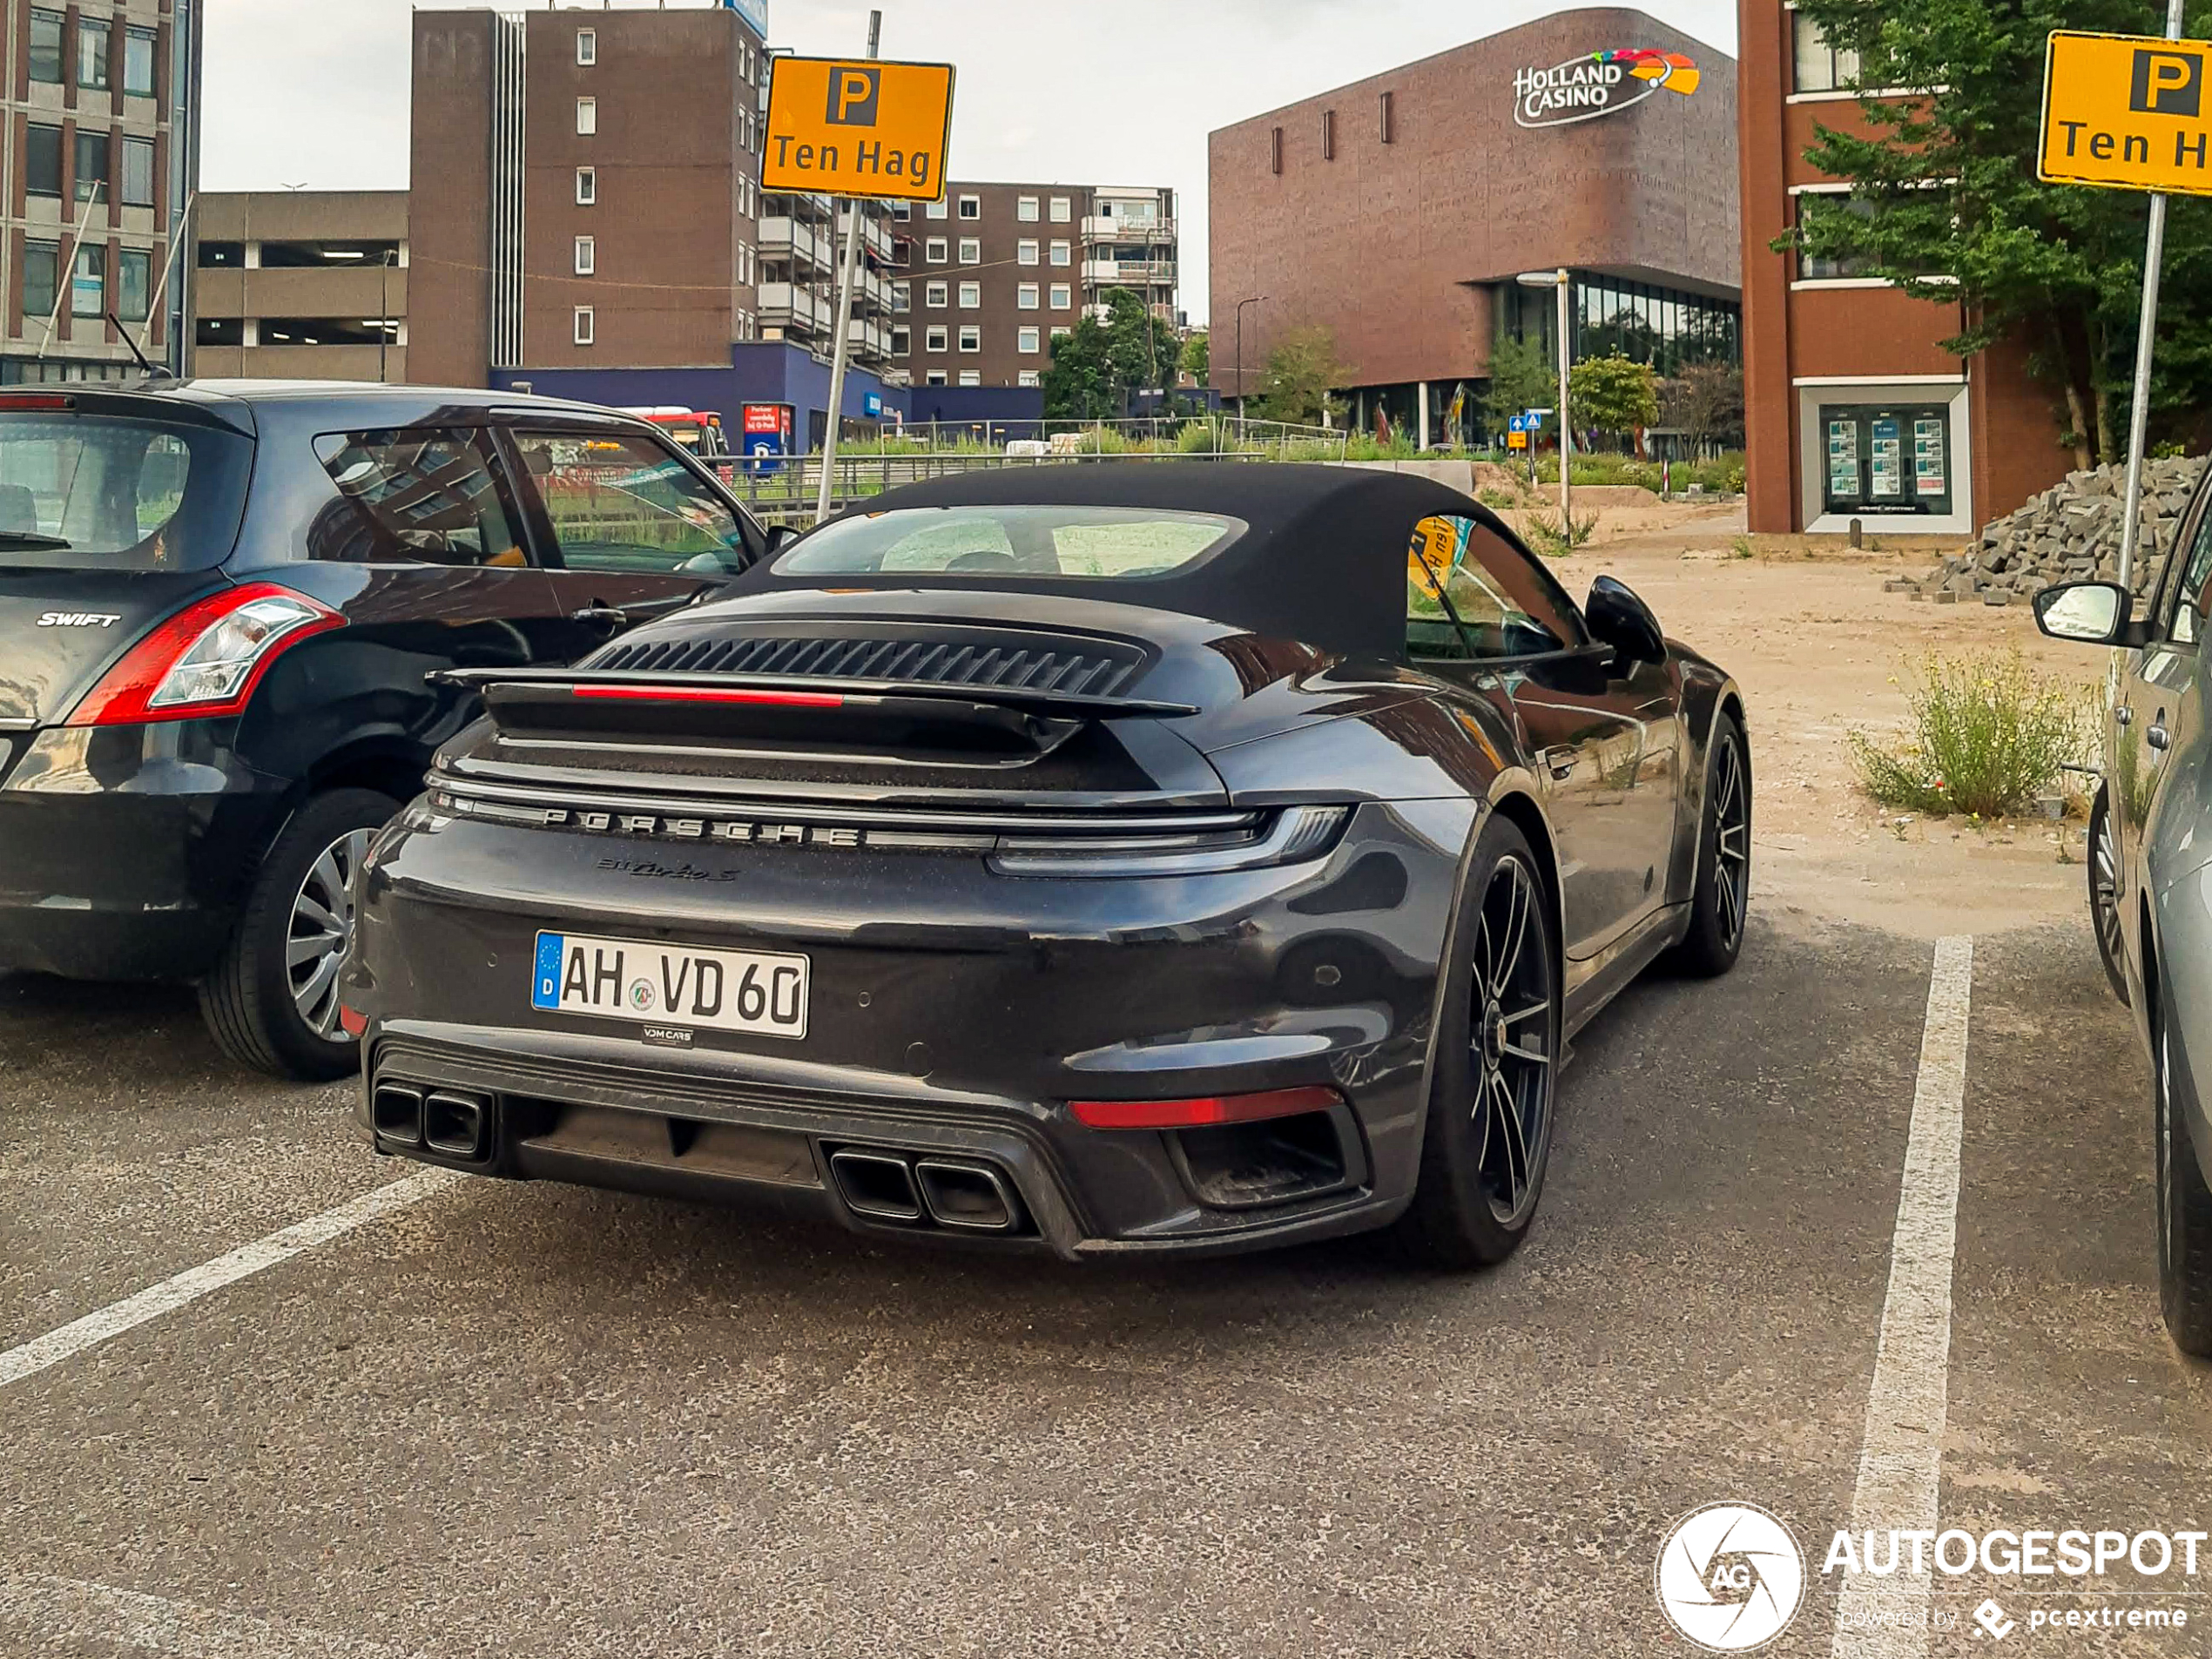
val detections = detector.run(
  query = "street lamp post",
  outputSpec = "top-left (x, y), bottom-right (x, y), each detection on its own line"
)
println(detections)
top-left (1517, 269), bottom-right (1574, 537)
top-left (1234, 294), bottom-right (1264, 443)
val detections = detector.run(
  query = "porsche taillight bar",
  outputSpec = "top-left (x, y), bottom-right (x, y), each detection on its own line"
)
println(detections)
top-left (431, 666), bottom-right (1198, 721)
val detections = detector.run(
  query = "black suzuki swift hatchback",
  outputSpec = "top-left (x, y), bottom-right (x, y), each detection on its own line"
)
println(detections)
top-left (0, 380), bottom-right (770, 1079)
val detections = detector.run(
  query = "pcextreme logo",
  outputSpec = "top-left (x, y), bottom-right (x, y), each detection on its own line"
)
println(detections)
top-left (1514, 47), bottom-right (1701, 128)
top-left (1655, 1503), bottom-right (1808, 1652)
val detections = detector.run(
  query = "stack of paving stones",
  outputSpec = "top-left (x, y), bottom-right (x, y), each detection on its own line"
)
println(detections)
top-left (1882, 455), bottom-right (2207, 606)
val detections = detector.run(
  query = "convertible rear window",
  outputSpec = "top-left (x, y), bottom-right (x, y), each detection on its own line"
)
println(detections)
top-left (773, 505), bottom-right (1244, 580)
top-left (0, 410), bottom-right (252, 573)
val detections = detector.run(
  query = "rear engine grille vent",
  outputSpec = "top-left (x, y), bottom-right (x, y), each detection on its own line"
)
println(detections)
top-left (590, 634), bottom-right (1138, 698)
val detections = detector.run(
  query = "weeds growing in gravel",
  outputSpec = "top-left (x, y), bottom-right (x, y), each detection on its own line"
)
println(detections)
top-left (1523, 509), bottom-right (1599, 556)
top-left (1847, 648), bottom-right (2092, 819)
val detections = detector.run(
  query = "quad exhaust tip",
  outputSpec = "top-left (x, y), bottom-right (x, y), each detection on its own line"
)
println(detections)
top-left (828, 1148), bottom-right (1022, 1233)
top-left (373, 1082), bottom-right (490, 1162)
top-left (372, 1082), bottom-right (424, 1147)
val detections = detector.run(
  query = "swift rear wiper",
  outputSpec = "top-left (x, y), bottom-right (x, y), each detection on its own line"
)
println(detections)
top-left (0, 531), bottom-right (71, 550)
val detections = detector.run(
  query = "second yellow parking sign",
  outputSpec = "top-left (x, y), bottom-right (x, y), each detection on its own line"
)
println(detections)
top-left (763, 57), bottom-right (956, 202)
top-left (2041, 30), bottom-right (2212, 195)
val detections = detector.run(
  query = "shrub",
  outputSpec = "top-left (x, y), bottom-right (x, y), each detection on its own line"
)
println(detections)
top-left (1177, 418), bottom-right (1234, 454)
top-left (1522, 509), bottom-right (1598, 555)
top-left (1846, 649), bottom-right (2091, 819)
top-left (1477, 486), bottom-right (1521, 510)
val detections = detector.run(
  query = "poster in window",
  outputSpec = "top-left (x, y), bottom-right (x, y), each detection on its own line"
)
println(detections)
top-left (1871, 417), bottom-right (1903, 499)
top-left (1912, 417), bottom-right (1947, 496)
top-left (1826, 420), bottom-right (1860, 501)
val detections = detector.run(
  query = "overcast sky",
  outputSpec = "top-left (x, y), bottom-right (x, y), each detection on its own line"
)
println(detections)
top-left (205, 0), bottom-right (1738, 325)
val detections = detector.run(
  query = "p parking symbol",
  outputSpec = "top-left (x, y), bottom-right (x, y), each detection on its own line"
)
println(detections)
top-left (827, 66), bottom-right (880, 126)
top-left (2132, 48), bottom-right (2204, 118)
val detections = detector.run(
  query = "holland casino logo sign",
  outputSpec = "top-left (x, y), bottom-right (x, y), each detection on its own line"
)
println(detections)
top-left (1514, 48), bottom-right (1701, 127)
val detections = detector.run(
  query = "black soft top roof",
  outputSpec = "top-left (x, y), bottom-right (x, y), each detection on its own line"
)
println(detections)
top-left (754, 461), bottom-right (1501, 660)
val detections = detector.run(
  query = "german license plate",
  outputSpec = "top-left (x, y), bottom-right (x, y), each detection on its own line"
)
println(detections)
top-left (530, 931), bottom-right (808, 1040)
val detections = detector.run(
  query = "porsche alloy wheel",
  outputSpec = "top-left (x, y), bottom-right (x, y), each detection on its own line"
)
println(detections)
top-left (1399, 813), bottom-right (1561, 1270)
top-left (2090, 788), bottom-right (2128, 1006)
top-left (1673, 711), bottom-right (1751, 977)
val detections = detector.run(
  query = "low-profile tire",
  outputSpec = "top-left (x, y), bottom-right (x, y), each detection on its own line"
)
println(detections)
top-left (2088, 786), bottom-right (2129, 1008)
top-left (2152, 975), bottom-right (2212, 1357)
top-left (199, 787), bottom-right (400, 1082)
top-left (1396, 813), bottom-right (1561, 1271)
top-left (1669, 708), bottom-right (1750, 978)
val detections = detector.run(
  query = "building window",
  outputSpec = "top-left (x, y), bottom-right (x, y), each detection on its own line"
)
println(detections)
top-left (1016, 239), bottom-right (1039, 266)
top-left (958, 281), bottom-right (981, 307)
top-left (925, 236), bottom-right (948, 263)
top-left (576, 97), bottom-right (597, 136)
top-left (573, 306), bottom-right (594, 345)
top-left (1049, 196), bottom-right (1071, 223)
top-left (958, 238), bottom-right (981, 265)
top-left (891, 325), bottom-right (911, 354)
top-left (958, 370), bottom-right (981, 387)
top-left (118, 248), bottom-right (150, 322)
top-left (1016, 282), bottom-right (1039, 309)
top-left (1049, 283), bottom-right (1071, 309)
top-left (576, 29), bottom-right (596, 66)
top-left (23, 241), bottom-right (59, 321)
top-left (124, 30), bottom-right (157, 98)
top-left (1793, 14), bottom-right (1862, 94)
top-left (925, 369), bottom-right (948, 386)
top-left (891, 199), bottom-right (911, 220)
top-left (1052, 325), bottom-right (1072, 338)
top-left (1271, 126), bottom-right (1284, 174)
top-left (197, 242), bottom-right (244, 268)
top-left (925, 198), bottom-right (948, 219)
top-left (78, 17), bottom-right (109, 91)
top-left (121, 138), bottom-right (154, 208)
top-left (891, 280), bottom-right (910, 313)
top-left (959, 325), bottom-right (981, 352)
top-left (1017, 369), bottom-right (1041, 388)
top-left (574, 235), bottom-right (596, 276)
top-left (1017, 196), bottom-right (1039, 222)
top-left (924, 280), bottom-right (948, 307)
top-left (70, 245), bottom-right (104, 317)
top-left (1380, 90), bottom-right (1395, 143)
top-left (576, 166), bottom-right (597, 205)
top-left (1797, 192), bottom-right (1877, 280)
top-left (1322, 109), bottom-right (1336, 160)
top-left (1017, 326), bottom-right (1041, 354)
top-left (30, 10), bottom-right (64, 84)
top-left (925, 325), bottom-right (948, 352)
top-left (958, 194), bottom-right (981, 219)
top-left (1049, 241), bottom-right (1070, 267)
top-left (25, 125), bottom-right (63, 199)
top-left (75, 131), bottom-right (109, 203)
top-left (893, 238), bottom-right (912, 266)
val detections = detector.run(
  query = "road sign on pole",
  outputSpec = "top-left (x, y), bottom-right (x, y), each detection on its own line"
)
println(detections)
top-left (2040, 9), bottom-right (2188, 591)
top-left (763, 54), bottom-right (956, 202)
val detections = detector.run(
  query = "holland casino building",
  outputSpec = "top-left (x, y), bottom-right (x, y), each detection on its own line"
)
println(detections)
top-left (1208, 8), bottom-right (1740, 445)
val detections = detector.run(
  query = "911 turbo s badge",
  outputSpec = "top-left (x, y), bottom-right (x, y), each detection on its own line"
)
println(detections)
top-left (35, 611), bottom-right (123, 628)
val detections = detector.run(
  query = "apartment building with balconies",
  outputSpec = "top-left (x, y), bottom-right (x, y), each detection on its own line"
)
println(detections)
top-left (1, 0), bottom-right (201, 384)
top-left (889, 180), bottom-right (1177, 392)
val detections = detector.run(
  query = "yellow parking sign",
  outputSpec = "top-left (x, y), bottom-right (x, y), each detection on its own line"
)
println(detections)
top-left (2041, 30), bottom-right (2212, 194)
top-left (763, 57), bottom-right (956, 202)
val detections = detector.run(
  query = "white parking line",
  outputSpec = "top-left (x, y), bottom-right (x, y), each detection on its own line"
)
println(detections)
top-left (0, 1169), bottom-right (456, 1392)
top-left (1831, 934), bottom-right (1974, 1659)
top-left (0, 1573), bottom-right (418, 1658)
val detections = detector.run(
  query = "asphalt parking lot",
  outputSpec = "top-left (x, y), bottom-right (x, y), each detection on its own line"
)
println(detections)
top-left (3, 912), bottom-right (2208, 1657)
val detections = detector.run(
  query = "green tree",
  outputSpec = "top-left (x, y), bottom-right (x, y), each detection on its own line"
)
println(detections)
top-left (1659, 361), bottom-right (1745, 453)
top-left (1253, 326), bottom-right (1349, 426)
top-left (1042, 288), bottom-right (1177, 421)
top-left (1569, 353), bottom-right (1660, 443)
top-left (1179, 329), bottom-right (1210, 386)
top-left (1785, 0), bottom-right (2212, 466)
top-left (1481, 333), bottom-right (1557, 436)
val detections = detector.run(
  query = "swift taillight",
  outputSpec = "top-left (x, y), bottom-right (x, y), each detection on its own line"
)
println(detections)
top-left (65, 583), bottom-right (344, 726)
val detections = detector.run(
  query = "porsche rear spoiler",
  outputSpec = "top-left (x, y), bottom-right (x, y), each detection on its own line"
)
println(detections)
top-left (433, 667), bottom-right (1198, 761)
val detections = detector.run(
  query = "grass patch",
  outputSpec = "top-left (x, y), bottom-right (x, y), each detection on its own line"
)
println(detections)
top-left (1521, 509), bottom-right (1599, 555)
top-left (1846, 649), bottom-right (2091, 819)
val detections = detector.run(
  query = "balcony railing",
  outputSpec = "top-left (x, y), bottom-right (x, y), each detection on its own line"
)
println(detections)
top-left (758, 280), bottom-right (823, 332)
top-left (758, 217), bottom-right (829, 269)
top-left (1082, 214), bottom-right (1174, 243)
top-left (1082, 259), bottom-right (1177, 286)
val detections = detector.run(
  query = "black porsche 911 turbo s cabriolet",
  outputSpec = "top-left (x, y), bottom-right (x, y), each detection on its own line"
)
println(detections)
top-left (341, 463), bottom-right (1749, 1266)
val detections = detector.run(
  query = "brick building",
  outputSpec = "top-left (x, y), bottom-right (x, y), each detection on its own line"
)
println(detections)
top-left (887, 180), bottom-right (1177, 393)
top-left (407, 2), bottom-right (897, 436)
top-left (191, 191), bottom-right (408, 381)
top-left (2, 0), bottom-right (200, 383)
top-left (1208, 7), bottom-right (1738, 444)
top-left (1737, 1), bottom-right (2067, 534)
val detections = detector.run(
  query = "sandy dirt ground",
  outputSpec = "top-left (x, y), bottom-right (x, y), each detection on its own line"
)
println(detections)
top-left (1541, 502), bottom-right (2105, 941)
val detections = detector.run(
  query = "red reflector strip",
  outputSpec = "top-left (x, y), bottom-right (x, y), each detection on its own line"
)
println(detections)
top-left (570, 685), bottom-right (846, 710)
top-left (1068, 1085), bottom-right (1343, 1131)
top-left (337, 1005), bottom-right (368, 1038)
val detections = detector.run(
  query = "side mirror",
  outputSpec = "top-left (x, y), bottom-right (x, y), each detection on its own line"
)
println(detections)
top-left (764, 523), bottom-right (802, 556)
top-left (2033, 581), bottom-right (2138, 646)
top-left (1585, 575), bottom-right (1665, 665)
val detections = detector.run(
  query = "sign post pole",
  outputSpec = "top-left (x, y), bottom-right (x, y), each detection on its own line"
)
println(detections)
top-left (1556, 266), bottom-right (1572, 538)
top-left (814, 9), bottom-right (883, 526)
top-left (2117, 0), bottom-right (2188, 593)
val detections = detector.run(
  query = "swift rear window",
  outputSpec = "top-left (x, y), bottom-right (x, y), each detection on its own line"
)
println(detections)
top-left (0, 409), bottom-right (253, 572)
top-left (774, 505), bottom-right (1245, 581)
